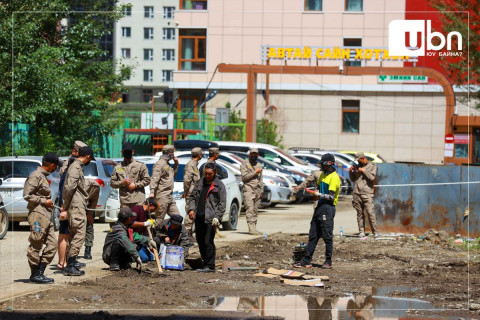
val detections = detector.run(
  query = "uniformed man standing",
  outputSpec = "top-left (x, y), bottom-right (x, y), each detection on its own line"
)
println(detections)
top-left (149, 144), bottom-right (180, 230)
top-left (183, 147), bottom-right (202, 240)
top-left (59, 140), bottom-right (87, 176)
top-left (110, 142), bottom-right (151, 208)
top-left (62, 146), bottom-right (94, 276)
top-left (240, 148), bottom-right (263, 235)
top-left (206, 147), bottom-right (219, 164)
top-left (83, 179), bottom-right (100, 259)
top-left (24, 153), bottom-right (61, 284)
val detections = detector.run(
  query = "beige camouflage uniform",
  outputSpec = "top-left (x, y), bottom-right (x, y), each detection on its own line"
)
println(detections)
top-left (183, 148), bottom-right (202, 232)
top-left (149, 145), bottom-right (179, 230)
top-left (240, 158), bottom-right (263, 230)
top-left (24, 167), bottom-right (58, 267)
top-left (62, 158), bottom-right (88, 258)
top-left (110, 159), bottom-right (150, 207)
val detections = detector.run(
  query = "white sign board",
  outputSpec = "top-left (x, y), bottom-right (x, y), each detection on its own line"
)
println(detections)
top-left (141, 113), bottom-right (174, 129)
top-left (377, 75), bottom-right (428, 83)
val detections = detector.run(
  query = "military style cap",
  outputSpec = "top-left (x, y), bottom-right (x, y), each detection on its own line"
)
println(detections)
top-left (73, 140), bottom-right (87, 151)
top-left (43, 152), bottom-right (61, 166)
top-left (249, 148), bottom-right (259, 154)
top-left (191, 147), bottom-right (203, 157)
top-left (354, 152), bottom-right (365, 160)
top-left (122, 142), bottom-right (134, 151)
top-left (79, 146), bottom-right (96, 160)
top-left (169, 214), bottom-right (183, 226)
top-left (209, 147), bottom-right (219, 154)
top-left (118, 207), bottom-right (137, 222)
top-left (162, 144), bottom-right (175, 154)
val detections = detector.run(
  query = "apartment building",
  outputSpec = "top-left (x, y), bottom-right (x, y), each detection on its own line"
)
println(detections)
top-left (171, 0), bottom-right (475, 164)
top-left (114, 0), bottom-right (178, 109)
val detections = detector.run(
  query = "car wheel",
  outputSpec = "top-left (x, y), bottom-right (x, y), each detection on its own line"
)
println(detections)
top-left (0, 208), bottom-right (8, 239)
top-left (222, 201), bottom-right (239, 231)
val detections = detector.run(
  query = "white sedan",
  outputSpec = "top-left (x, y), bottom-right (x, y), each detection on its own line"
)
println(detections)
top-left (105, 157), bottom-right (243, 231)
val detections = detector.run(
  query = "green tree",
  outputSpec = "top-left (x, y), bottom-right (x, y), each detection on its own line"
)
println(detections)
top-left (431, 0), bottom-right (480, 108)
top-left (256, 118), bottom-right (284, 148)
top-left (223, 101), bottom-right (245, 141)
top-left (0, 0), bottom-right (131, 156)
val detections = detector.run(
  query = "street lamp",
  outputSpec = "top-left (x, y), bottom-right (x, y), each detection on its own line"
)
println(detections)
top-left (151, 92), bottom-right (164, 128)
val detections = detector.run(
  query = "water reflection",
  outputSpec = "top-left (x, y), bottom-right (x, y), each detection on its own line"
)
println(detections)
top-left (212, 287), bottom-right (445, 320)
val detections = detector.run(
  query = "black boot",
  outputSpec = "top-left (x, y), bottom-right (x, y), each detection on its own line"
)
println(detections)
top-left (75, 260), bottom-right (86, 269)
top-left (83, 246), bottom-right (92, 260)
top-left (38, 263), bottom-right (54, 283)
top-left (63, 256), bottom-right (85, 276)
top-left (29, 265), bottom-right (51, 284)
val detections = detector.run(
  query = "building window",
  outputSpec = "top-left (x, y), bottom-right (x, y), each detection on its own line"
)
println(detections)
top-left (142, 90), bottom-right (153, 103)
top-left (121, 48), bottom-right (131, 58)
top-left (344, 38), bottom-right (362, 67)
top-left (162, 70), bottom-right (173, 82)
top-left (345, 0), bottom-right (363, 11)
top-left (455, 144), bottom-right (468, 158)
top-left (144, 28), bottom-right (154, 40)
top-left (144, 6), bottom-right (154, 18)
top-left (162, 49), bottom-right (175, 61)
top-left (179, 29), bottom-right (206, 71)
top-left (163, 28), bottom-right (176, 40)
top-left (163, 7), bottom-right (175, 19)
top-left (122, 5), bottom-right (131, 16)
top-left (305, 0), bottom-right (322, 11)
top-left (144, 49), bottom-right (154, 61)
top-left (122, 27), bottom-right (131, 37)
top-left (121, 93), bottom-right (129, 103)
top-left (143, 70), bottom-right (153, 82)
top-left (342, 100), bottom-right (360, 133)
top-left (180, 0), bottom-right (207, 10)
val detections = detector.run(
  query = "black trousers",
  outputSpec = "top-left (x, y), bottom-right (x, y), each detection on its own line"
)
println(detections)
top-left (304, 204), bottom-right (335, 263)
top-left (109, 240), bottom-right (133, 267)
top-left (195, 215), bottom-right (216, 269)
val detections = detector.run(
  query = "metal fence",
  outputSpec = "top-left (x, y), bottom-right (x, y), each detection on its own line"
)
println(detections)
top-left (374, 163), bottom-right (480, 237)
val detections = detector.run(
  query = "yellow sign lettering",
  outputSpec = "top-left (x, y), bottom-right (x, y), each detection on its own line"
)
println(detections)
top-left (293, 48), bottom-right (303, 59)
top-left (354, 49), bottom-right (364, 59)
top-left (277, 48), bottom-right (285, 58)
top-left (373, 49), bottom-right (382, 60)
top-left (267, 47), bottom-right (277, 58)
top-left (285, 48), bottom-right (294, 58)
top-left (364, 49), bottom-right (373, 59)
top-left (315, 48), bottom-right (323, 59)
top-left (303, 47), bottom-right (312, 59)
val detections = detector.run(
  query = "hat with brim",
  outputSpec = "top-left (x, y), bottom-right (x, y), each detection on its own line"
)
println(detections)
top-left (43, 152), bottom-right (62, 166)
top-left (79, 146), bottom-right (96, 160)
top-left (354, 152), bottom-right (365, 160)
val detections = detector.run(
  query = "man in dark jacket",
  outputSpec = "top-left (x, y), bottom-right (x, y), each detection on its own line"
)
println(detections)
top-left (155, 214), bottom-right (191, 258)
top-left (187, 162), bottom-right (226, 272)
top-left (102, 207), bottom-right (157, 271)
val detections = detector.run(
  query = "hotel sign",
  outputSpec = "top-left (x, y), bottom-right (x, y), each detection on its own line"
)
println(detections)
top-left (261, 45), bottom-right (419, 63)
top-left (377, 75), bottom-right (428, 83)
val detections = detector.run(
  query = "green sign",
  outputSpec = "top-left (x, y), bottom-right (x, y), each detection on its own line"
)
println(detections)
top-left (378, 75), bottom-right (428, 84)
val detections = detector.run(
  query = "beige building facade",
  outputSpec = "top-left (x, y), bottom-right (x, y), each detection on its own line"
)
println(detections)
top-left (169, 0), bottom-right (469, 164)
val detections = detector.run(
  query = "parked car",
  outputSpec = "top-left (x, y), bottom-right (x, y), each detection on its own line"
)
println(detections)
top-left (0, 156), bottom-right (60, 227)
top-left (106, 158), bottom-right (243, 231)
top-left (340, 151), bottom-right (386, 163)
top-left (56, 157), bottom-right (118, 222)
top-left (260, 185), bottom-right (272, 208)
top-left (216, 141), bottom-right (318, 174)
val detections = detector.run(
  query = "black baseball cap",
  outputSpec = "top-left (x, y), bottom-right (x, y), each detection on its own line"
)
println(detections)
top-left (43, 152), bottom-right (61, 166)
top-left (169, 214), bottom-right (183, 226)
top-left (145, 197), bottom-right (158, 208)
top-left (118, 207), bottom-right (137, 222)
top-left (320, 153), bottom-right (335, 165)
top-left (79, 146), bottom-right (96, 160)
top-left (122, 142), bottom-right (134, 151)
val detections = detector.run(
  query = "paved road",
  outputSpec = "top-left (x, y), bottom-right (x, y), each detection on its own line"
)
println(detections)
top-left (0, 198), bottom-right (358, 305)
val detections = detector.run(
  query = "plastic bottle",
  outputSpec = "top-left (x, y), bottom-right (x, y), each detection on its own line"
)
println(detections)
top-left (263, 232), bottom-right (268, 240)
top-left (340, 226), bottom-right (343, 238)
top-left (34, 221), bottom-right (40, 233)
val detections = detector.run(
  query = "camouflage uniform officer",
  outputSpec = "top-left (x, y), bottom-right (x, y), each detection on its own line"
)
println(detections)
top-left (240, 148), bottom-right (263, 235)
top-left (206, 147), bottom-right (219, 164)
top-left (183, 147), bottom-right (202, 239)
top-left (110, 142), bottom-right (151, 208)
top-left (24, 153), bottom-right (61, 284)
top-left (83, 179), bottom-right (100, 259)
top-left (149, 144), bottom-right (179, 230)
top-left (62, 146), bottom-right (94, 276)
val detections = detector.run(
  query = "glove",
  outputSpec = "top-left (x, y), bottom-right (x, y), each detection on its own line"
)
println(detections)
top-left (144, 219), bottom-right (155, 227)
top-left (212, 217), bottom-right (220, 227)
top-left (136, 257), bottom-right (142, 271)
top-left (148, 240), bottom-right (157, 250)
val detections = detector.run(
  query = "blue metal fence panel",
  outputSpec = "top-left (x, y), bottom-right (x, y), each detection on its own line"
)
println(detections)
top-left (374, 163), bottom-right (479, 236)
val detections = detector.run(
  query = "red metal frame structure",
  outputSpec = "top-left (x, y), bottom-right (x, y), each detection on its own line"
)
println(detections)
top-left (217, 63), bottom-right (455, 164)
top-left (123, 128), bottom-right (201, 155)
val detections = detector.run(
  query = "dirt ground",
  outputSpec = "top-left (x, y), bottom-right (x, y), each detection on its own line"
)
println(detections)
top-left (1, 233), bottom-right (479, 319)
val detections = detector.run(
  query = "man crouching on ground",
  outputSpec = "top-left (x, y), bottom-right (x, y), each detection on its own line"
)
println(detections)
top-left (155, 214), bottom-right (191, 258)
top-left (102, 207), bottom-right (157, 271)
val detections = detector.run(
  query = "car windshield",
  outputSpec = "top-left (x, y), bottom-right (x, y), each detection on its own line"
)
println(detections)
top-left (0, 161), bottom-right (39, 179)
top-left (83, 161), bottom-right (99, 177)
top-left (102, 161), bottom-right (117, 177)
top-left (273, 148), bottom-right (307, 165)
top-left (146, 163), bottom-right (185, 182)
